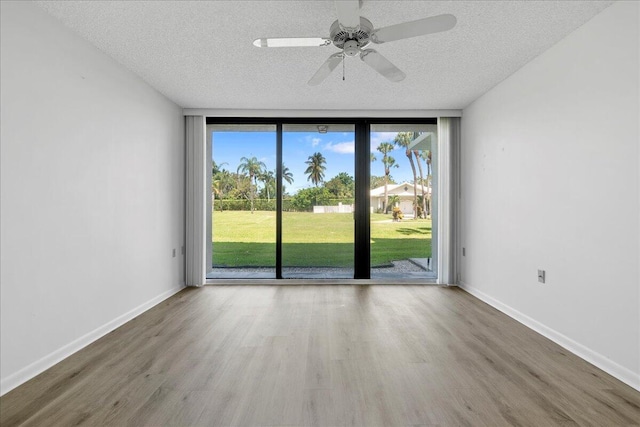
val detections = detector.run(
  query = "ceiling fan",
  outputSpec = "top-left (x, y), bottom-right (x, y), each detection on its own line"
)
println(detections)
top-left (252, 0), bottom-right (456, 85)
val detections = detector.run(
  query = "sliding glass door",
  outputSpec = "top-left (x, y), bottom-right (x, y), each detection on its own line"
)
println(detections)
top-left (282, 124), bottom-right (355, 279)
top-left (205, 118), bottom-right (438, 281)
top-left (207, 125), bottom-right (277, 279)
top-left (370, 124), bottom-right (437, 280)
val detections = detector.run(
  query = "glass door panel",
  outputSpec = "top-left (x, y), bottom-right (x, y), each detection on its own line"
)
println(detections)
top-left (282, 124), bottom-right (355, 278)
top-left (207, 124), bottom-right (277, 279)
top-left (369, 124), bottom-right (437, 280)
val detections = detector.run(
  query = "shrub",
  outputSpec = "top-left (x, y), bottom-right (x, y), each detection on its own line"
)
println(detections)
top-left (392, 207), bottom-right (403, 221)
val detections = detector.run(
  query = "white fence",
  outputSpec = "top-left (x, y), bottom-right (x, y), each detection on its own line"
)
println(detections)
top-left (313, 203), bottom-right (354, 214)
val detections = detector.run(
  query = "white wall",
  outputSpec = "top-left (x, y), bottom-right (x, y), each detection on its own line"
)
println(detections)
top-left (0, 1), bottom-right (185, 394)
top-left (460, 1), bottom-right (639, 389)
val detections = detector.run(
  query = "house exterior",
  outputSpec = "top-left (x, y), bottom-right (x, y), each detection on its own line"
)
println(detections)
top-left (370, 182), bottom-right (431, 215)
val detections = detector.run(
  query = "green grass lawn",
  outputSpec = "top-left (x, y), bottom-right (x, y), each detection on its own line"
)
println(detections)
top-left (212, 211), bottom-right (431, 267)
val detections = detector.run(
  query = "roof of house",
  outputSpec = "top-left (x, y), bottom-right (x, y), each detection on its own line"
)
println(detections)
top-left (370, 182), bottom-right (429, 197)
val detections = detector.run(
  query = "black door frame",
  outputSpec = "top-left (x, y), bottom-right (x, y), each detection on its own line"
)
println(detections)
top-left (206, 117), bottom-right (437, 279)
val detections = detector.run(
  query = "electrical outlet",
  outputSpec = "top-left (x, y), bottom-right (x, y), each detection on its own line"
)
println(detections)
top-left (538, 269), bottom-right (545, 283)
top-left (172, 248), bottom-right (176, 258)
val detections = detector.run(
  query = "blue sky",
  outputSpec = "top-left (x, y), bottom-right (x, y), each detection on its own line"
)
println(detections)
top-left (211, 130), bottom-right (417, 193)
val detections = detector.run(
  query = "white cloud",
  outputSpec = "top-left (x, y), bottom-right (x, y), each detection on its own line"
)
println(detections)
top-left (324, 140), bottom-right (354, 154)
top-left (311, 137), bottom-right (321, 147)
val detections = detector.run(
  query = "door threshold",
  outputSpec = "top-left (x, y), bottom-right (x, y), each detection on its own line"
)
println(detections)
top-left (205, 278), bottom-right (444, 286)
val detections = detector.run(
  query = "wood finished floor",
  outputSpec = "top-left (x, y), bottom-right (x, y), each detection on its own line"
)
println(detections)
top-left (1, 285), bottom-right (639, 427)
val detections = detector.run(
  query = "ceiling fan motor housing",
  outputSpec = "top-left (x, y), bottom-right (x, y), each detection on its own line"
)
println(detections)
top-left (330, 17), bottom-right (374, 52)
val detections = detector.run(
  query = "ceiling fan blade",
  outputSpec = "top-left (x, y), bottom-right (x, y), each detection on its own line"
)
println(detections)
top-left (335, 0), bottom-right (361, 31)
top-left (371, 14), bottom-right (456, 44)
top-left (253, 37), bottom-right (331, 48)
top-left (360, 49), bottom-right (405, 82)
top-left (308, 53), bottom-right (344, 86)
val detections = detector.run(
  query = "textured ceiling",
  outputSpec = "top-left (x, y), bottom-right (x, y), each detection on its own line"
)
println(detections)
top-left (36, 1), bottom-right (613, 110)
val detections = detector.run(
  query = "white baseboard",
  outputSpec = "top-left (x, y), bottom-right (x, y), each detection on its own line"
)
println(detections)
top-left (458, 281), bottom-right (640, 392)
top-left (0, 284), bottom-right (185, 396)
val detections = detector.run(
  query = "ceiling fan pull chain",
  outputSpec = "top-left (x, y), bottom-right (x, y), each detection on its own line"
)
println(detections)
top-left (342, 54), bottom-right (345, 81)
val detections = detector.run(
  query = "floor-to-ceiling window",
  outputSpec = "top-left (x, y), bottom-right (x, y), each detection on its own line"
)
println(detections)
top-left (207, 124), bottom-right (277, 279)
top-left (369, 124), bottom-right (437, 280)
top-left (206, 118), bottom-right (437, 281)
top-left (282, 124), bottom-right (355, 279)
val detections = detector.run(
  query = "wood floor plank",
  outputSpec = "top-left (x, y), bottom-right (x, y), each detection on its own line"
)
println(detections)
top-left (1, 285), bottom-right (639, 427)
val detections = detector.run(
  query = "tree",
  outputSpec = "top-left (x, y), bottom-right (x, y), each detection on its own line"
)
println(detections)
top-left (394, 132), bottom-right (419, 219)
top-left (282, 163), bottom-right (294, 185)
top-left (291, 187), bottom-right (332, 211)
top-left (258, 170), bottom-right (275, 201)
top-left (229, 173), bottom-right (252, 204)
top-left (377, 141), bottom-right (398, 213)
top-left (413, 146), bottom-right (427, 218)
top-left (212, 160), bottom-right (227, 176)
top-left (420, 150), bottom-right (432, 217)
top-left (325, 172), bottom-right (355, 199)
top-left (258, 165), bottom-right (295, 201)
top-left (304, 152), bottom-right (326, 187)
top-left (237, 156), bottom-right (266, 213)
top-left (370, 175), bottom-right (396, 189)
top-left (212, 169), bottom-right (234, 211)
top-left (388, 194), bottom-right (400, 210)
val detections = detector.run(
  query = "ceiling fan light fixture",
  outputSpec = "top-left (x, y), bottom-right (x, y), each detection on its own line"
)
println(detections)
top-left (343, 40), bottom-right (360, 57)
top-left (317, 125), bottom-right (328, 134)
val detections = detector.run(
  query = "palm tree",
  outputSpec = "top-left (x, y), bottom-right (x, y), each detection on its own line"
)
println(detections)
top-left (259, 170), bottom-right (276, 201)
top-left (212, 169), bottom-right (234, 211)
top-left (304, 152), bottom-right (326, 187)
top-left (282, 163), bottom-right (294, 185)
top-left (377, 141), bottom-right (398, 213)
top-left (394, 132), bottom-right (419, 219)
top-left (388, 194), bottom-right (400, 210)
top-left (212, 160), bottom-right (227, 176)
top-left (413, 146), bottom-right (427, 218)
top-left (420, 150), bottom-right (432, 217)
top-left (212, 177), bottom-right (221, 210)
top-left (237, 156), bottom-right (266, 213)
